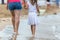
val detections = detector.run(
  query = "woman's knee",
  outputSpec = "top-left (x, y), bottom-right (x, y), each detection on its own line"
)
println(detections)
top-left (15, 16), bottom-right (20, 21)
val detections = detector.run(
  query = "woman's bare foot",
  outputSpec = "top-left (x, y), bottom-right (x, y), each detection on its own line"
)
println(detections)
top-left (12, 32), bottom-right (19, 40)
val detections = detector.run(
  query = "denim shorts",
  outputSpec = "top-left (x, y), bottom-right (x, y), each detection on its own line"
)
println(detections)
top-left (8, 2), bottom-right (22, 10)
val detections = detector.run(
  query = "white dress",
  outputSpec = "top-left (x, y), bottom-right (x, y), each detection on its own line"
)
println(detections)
top-left (27, 1), bottom-right (39, 25)
top-left (46, 2), bottom-right (50, 4)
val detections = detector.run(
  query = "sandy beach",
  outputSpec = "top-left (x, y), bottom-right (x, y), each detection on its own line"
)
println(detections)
top-left (0, 5), bottom-right (60, 40)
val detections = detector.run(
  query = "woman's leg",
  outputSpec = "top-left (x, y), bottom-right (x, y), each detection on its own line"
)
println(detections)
top-left (12, 10), bottom-right (20, 40)
top-left (10, 11), bottom-right (17, 40)
top-left (10, 10), bottom-right (15, 32)
top-left (14, 10), bottom-right (20, 35)
top-left (31, 25), bottom-right (36, 36)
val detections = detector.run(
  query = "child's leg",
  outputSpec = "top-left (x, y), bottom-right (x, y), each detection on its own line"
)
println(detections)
top-left (45, 4), bottom-right (51, 15)
top-left (31, 25), bottom-right (36, 36)
top-left (47, 4), bottom-right (50, 10)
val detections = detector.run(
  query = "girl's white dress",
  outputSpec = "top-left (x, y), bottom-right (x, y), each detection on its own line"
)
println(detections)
top-left (27, 1), bottom-right (39, 25)
top-left (46, 2), bottom-right (50, 4)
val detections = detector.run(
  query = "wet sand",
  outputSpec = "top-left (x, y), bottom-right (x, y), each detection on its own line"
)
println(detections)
top-left (0, 15), bottom-right (60, 40)
top-left (0, 5), bottom-right (60, 18)
top-left (0, 5), bottom-right (60, 40)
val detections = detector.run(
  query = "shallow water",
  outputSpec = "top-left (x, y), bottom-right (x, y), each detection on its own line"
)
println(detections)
top-left (0, 15), bottom-right (60, 40)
